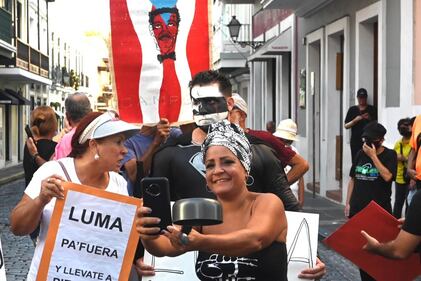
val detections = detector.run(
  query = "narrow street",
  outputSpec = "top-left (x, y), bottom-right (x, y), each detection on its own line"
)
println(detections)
top-left (0, 179), bottom-right (363, 280)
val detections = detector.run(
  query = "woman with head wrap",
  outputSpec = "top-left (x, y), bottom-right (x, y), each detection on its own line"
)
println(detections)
top-left (136, 120), bottom-right (288, 280)
top-left (10, 111), bottom-right (140, 281)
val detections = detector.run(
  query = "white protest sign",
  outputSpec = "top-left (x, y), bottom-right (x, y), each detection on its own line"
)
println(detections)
top-left (143, 209), bottom-right (319, 280)
top-left (286, 211), bottom-right (319, 281)
top-left (143, 251), bottom-right (199, 281)
top-left (37, 182), bottom-right (141, 281)
top-left (0, 237), bottom-right (6, 281)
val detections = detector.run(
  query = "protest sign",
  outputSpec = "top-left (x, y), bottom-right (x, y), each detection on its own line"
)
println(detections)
top-left (110, 0), bottom-right (211, 125)
top-left (324, 201), bottom-right (421, 281)
top-left (285, 211), bottom-right (319, 281)
top-left (142, 210), bottom-right (319, 281)
top-left (0, 237), bottom-right (6, 281)
top-left (37, 182), bottom-right (141, 281)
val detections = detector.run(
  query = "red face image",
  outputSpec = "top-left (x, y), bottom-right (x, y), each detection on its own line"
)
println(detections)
top-left (151, 12), bottom-right (179, 55)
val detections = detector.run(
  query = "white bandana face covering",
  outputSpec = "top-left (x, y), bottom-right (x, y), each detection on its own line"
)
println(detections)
top-left (190, 85), bottom-right (229, 127)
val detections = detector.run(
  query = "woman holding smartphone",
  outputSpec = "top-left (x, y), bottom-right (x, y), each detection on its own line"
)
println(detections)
top-left (136, 120), bottom-right (288, 280)
top-left (10, 111), bottom-right (139, 281)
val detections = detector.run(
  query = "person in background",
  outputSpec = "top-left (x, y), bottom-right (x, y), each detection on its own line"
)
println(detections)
top-left (121, 118), bottom-right (180, 196)
top-left (10, 111), bottom-right (139, 281)
top-left (345, 121), bottom-right (397, 281)
top-left (53, 92), bottom-right (92, 159)
top-left (24, 106), bottom-right (58, 186)
top-left (266, 120), bottom-right (276, 134)
top-left (407, 115), bottom-right (421, 191)
top-left (344, 88), bottom-right (377, 163)
top-left (393, 118), bottom-right (413, 218)
top-left (274, 119), bottom-right (305, 208)
top-left (229, 93), bottom-right (309, 186)
top-left (23, 106), bottom-right (58, 244)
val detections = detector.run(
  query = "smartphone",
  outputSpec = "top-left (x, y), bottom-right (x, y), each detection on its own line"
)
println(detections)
top-left (141, 177), bottom-right (172, 232)
top-left (25, 124), bottom-right (34, 139)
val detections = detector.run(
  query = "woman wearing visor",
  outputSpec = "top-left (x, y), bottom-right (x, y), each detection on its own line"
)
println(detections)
top-left (10, 111), bottom-right (140, 281)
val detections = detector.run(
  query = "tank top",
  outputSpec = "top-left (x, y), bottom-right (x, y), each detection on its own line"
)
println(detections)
top-left (195, 241), bottom-right (287, 281)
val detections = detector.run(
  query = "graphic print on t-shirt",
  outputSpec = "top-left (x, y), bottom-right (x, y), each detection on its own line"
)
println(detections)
top-left (354, 162), bottom-right (379, 181)
top-left (196, 253), bottom-right (258, 280)
top-left (189, 151), bottom-right (206, 177)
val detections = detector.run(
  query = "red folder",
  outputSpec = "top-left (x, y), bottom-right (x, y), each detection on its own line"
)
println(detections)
top-left (324, 201), bottom-right (421, 281)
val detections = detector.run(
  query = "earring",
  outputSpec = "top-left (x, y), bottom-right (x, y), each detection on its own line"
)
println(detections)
top-left (94, 153), bottom-right (99, 160)
top-left (246, 175), bottom-right (254, 187)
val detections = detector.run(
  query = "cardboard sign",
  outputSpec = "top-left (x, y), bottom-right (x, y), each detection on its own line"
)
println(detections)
top-left (143, 210), bottom-right (319, 280)
top-left (110, 0), bottom-right (211, 125)
top-left (0, 237), bottom-right (6, 281)
top-left (37, 182), bottom-right (141, 281)
top-left (324, 201), bottom-right (421, 281)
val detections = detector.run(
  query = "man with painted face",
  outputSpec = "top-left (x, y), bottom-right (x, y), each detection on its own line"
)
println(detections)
top-left (344, 121), bottom-right (397, 281)
top-left (150, 70), bottom-right (298, 209)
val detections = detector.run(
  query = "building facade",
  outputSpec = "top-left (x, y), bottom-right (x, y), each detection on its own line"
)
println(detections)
top-left (225, 0), bottom-right (420, 204)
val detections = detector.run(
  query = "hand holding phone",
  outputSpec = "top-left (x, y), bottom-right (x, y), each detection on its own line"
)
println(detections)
top-left (141, 177), bottom-right (172, 233)
top-left (25, 124), bottom-right (34, 139)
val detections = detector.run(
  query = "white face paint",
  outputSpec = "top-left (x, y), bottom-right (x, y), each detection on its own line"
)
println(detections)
top-left (191, 84), bottom-right (229, 127)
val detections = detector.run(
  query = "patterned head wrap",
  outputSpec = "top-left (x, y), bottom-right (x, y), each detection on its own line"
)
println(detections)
top-left (202, 120), bottom-right (252, 174)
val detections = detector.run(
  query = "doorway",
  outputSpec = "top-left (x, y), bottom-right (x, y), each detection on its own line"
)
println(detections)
top-left (306, 29), bottom-right (323, 194)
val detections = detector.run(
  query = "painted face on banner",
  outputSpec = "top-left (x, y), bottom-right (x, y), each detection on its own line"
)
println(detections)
top-left (191, 84), bottom-right (229, 127)
top-left (151, 12), bottom-right (179, 55)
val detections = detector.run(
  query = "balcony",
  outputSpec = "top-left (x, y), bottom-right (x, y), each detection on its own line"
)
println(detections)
top-left (15, 39), bottom-right (49, 78)
top-left (0, 8), bottom-right (12, 44)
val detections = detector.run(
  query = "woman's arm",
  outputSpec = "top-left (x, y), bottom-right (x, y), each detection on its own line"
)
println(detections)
top-left (10, 175), bottom-right (64, 235)
top-left (344, 178), bottom-right (354, 217)
top-left (361, 230), bottom-right (421, 259)
top-left (135, 206), bottom-right (186, 257)
top-left (166, 193), bottom-right (286, 257)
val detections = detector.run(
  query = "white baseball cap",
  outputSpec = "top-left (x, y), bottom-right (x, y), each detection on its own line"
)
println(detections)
top-left (231, 93), bottom-right (248, 115)
top-left (79, 111), bottom-right (141, 144)
top-left (273, 119), bottom-right (298, 141)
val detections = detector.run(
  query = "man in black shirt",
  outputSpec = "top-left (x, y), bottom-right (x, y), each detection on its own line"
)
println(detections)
top-left (345, 121), bottom-right (397, 281)
top-left (344, 88), bottom-right (377, 163)
top-left (151, 70), bottom-right (299, 210)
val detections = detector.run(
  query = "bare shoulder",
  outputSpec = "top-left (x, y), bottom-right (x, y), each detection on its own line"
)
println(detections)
top-left (253, 192), bottom-right (285, 212)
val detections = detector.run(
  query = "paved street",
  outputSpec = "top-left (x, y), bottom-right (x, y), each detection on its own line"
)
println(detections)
top-left (0, 179), bottom-right (33, 281)
top-left (0, 179), bottom-right (364, 280)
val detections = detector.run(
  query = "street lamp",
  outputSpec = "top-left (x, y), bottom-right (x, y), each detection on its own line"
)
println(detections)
top-left (227, 16), bottom-right (264, 50)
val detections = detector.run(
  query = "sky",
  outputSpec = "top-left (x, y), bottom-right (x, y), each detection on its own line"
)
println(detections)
top-left (49, 0), bottom-right (111, 42)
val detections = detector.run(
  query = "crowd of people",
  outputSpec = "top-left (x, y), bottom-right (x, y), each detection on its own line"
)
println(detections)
top-left (9, 70), bottom-right (421, 280)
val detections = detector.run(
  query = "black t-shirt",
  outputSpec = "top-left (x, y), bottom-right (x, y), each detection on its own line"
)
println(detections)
top-left (195, 242), bottom-right (287, 281)
top-left (344, 105), bottom-right (377, 143)
top-left (151, 132), bottom-right (299, 211)
top-left (349, 148), bottom-right (397, 217)
top-left (23, 139), bottom-right (57, 186)
top-left (402, 190), bottom-right (421, 254)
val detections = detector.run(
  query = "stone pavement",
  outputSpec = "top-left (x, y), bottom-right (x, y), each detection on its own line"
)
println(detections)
top-left (0, 178), bottom-right (34, 281)
top-left (302, 191), bottom-right (360, 280)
